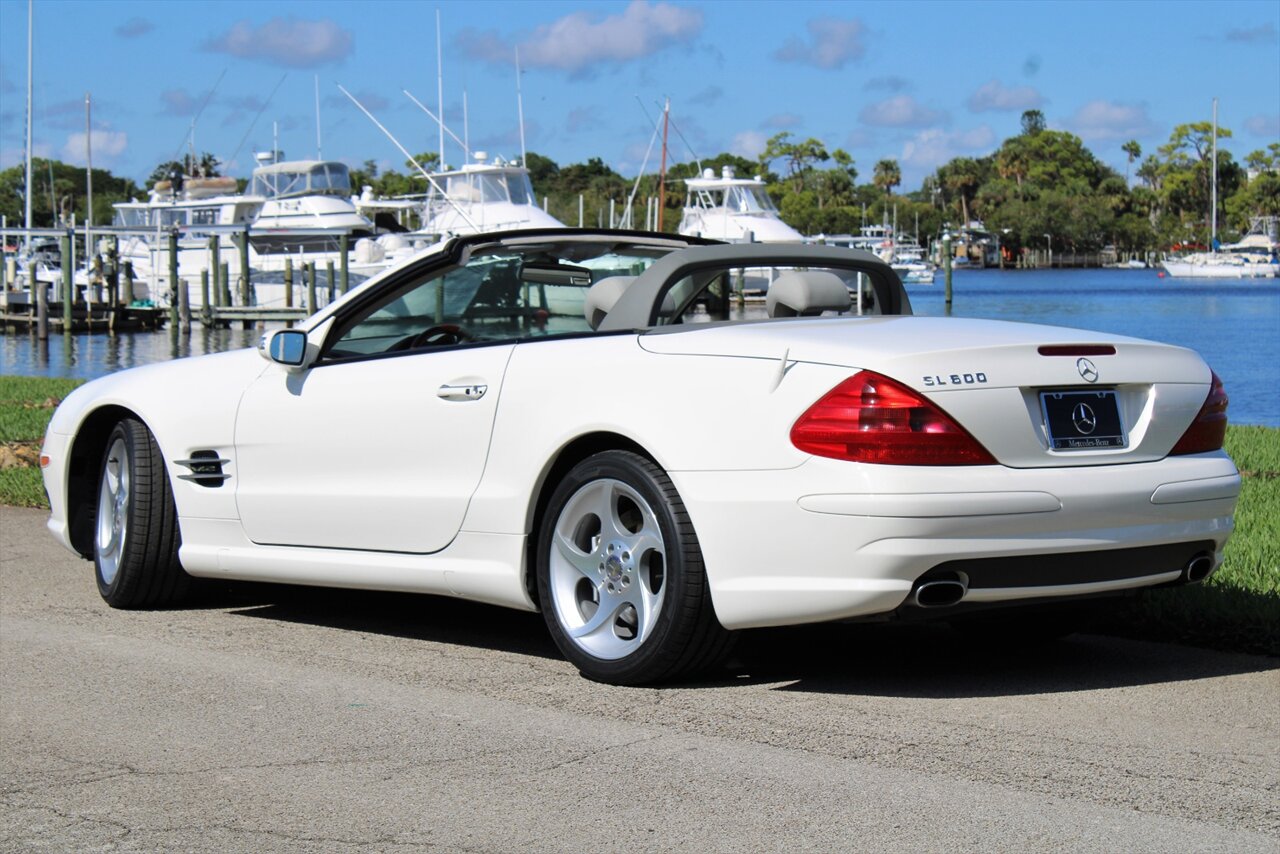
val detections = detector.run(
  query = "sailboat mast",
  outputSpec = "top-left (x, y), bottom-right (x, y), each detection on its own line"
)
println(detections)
top-left (436, 9), bottom-right (445, 171)
top-left (24, 0), bottom-right (33, 239)
top-left (515, 48), bottom-right (527, 166)
top-left (1211, 97), bottom-right (1218, 249)
top-left (85, 93), bottom-right (92, 231)
top-left (315, 75), bottom-right (323, 159)
top-left (657, 98), bottom-right (670, 231)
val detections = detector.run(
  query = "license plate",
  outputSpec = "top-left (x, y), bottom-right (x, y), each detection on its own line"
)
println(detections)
top-left (1040, 390), bottom-right (1127, 450)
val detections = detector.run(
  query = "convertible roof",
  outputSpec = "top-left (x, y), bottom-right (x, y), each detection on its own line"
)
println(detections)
top-left (597, 242), bottom-right (910, 331)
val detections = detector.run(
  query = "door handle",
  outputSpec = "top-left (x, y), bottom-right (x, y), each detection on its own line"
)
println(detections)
top-left (437, 383), bottom-right (488, 401)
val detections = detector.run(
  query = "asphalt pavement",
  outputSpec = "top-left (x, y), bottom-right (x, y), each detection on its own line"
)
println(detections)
top-left (2, 505), bottom-right (1277, 852)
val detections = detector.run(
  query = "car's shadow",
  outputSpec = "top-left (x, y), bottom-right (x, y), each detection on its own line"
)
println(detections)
top-left (209, 582), bottom-right (1278, 699)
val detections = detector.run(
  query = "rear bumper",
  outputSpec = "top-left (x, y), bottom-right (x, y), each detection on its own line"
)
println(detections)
top-left (672, 453), bottom-right (1239, 630)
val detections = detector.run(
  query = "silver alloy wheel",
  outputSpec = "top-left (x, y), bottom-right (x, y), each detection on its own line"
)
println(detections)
top-left (548, 477), bottom-right (667, 660)
top-left (95, 436), bottom-right (130, 586)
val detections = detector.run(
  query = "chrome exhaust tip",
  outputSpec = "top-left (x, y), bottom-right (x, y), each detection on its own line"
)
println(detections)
top-left (912, 578), bottom-right (968, 608)
top-left (1183, 554), bottom-right (1214, 584)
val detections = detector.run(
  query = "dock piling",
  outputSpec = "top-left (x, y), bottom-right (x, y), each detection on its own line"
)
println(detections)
top-left (167, 229), bottom-right (179, 331)
top-left (943, 233), bottom-right (954, 314)
top-left (61, 230), bottom-right (73, 330)
top-left (339, 234), bottom-right (349, 295)
top-left (307, 261), bottom-right (317, 313)
top-left (284, 259), bottom-right (294, 328)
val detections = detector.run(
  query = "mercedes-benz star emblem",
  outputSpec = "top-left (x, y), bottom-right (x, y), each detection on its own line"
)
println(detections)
top-left (1072, 402), bottom-right (1098, 434)
top-left (1077, 357), bottom-right (1100, 383)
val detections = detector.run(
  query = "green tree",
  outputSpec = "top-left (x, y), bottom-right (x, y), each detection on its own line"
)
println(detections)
top-left (1122, 140), bottom-right (1141, 184)
top-left (0, 158), bottom-right (141, 227)
top-left (872, 159), bottom-right (901, 200)
top-left (1020, 109), bottom-right (1046, 136)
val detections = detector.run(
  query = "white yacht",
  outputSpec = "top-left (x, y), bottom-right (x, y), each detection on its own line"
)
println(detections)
top-left (109, 153), bottom-right (375, 307)
top-left (353, 152), bottom-right (565, 269)
top-left (1160, 218), bottom-right (1279, 279)
top-left (678, 166), bottom-right (803, 243)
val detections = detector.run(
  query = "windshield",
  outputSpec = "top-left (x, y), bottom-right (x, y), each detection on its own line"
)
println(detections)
top-left (722, 185), bottom-right (777, 214)
top-left (251, 163), bottom-right (351, 199)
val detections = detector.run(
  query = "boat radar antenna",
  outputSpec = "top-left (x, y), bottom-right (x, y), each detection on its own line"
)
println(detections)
top-left (338, 84), bottom-right (477, 230)
top-left (403, 89), bottom-right (470, 161)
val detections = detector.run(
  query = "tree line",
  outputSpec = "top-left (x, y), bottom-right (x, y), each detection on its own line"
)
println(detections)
top-left (3, 108), bottom-right (1276, 253)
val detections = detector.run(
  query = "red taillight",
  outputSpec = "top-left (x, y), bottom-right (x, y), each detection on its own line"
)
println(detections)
top-left (1170, 371), bottom-right (1228, 455)
top-left (791, 371), bottom-right (997, 465)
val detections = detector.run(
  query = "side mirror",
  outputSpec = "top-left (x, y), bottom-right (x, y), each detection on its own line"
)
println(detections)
top-left (259, 329), bottom-right (309, 368)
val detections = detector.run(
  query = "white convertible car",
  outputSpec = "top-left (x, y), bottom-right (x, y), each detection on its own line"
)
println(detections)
top-left (41, 229), bottom-right (1240, 684)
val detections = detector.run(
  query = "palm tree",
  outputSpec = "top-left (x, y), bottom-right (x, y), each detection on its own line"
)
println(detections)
top-left (1122, 140), bottom-right (1142, 185)
top-left (872, 159), bottom-right (901, 200)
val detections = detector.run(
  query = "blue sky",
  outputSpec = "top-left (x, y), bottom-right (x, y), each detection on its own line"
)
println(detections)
top-left (1, 0), bottom-right (1277, 193)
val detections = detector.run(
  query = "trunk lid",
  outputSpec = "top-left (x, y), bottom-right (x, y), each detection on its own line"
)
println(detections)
top-left (640, 317), bottom-right (1213, 467)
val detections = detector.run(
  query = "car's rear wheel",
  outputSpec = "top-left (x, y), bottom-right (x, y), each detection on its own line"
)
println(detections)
top-left (94, 418), bottom-right (191, 608)
top-left (536, 451), bottom-right (733, 685)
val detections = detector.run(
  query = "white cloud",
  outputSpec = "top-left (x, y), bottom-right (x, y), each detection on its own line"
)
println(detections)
top-left (763, 113), bottom-right (802, 130)
top-left (567, 107), bottom-right (606, 134)
top-left (115, 17), bottom-right (153, 39)
top-left (730, 130), bottom-right (769, 160)
top-left (462, 2), bottom-right (702, 77)
top-left (860, 95), bottom-right (947, 129)
top-left (158, 89), bottom-right (203, 117)
top-left (774, 18), bottom-right (867, 70)
top-left (1225, 22), bottom-right (1277, 44)
top-left (967, 80), bottom-right (1044, 113)
top-left (1244, 114), bottom-right (1280, 137)
top-left (864, 76), bottom-right (911, 93)
top-left (899, 126), bottom-right (996, 187)
top-left (61, 129), bottom-right (128, 165)
top-left (203, 18), bottom-right (353, 69)
top-left (688, 86), bottom-right (723, 107)
top-left (1065, 100), bottom-right (1156, 142)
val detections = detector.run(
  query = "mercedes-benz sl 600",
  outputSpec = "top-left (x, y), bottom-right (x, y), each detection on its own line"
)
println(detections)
top-left (41, 230), bottom-right (1240, 684)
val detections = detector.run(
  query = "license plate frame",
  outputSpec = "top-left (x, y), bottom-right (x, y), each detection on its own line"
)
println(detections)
top-left (1039, 389), bottom-right (1127, 450)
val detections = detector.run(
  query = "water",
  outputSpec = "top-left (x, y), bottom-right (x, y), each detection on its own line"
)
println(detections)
top-left (905, 269), bottom-right (1279, 427)
top-left (3, 268), bottom-right (1278, 425)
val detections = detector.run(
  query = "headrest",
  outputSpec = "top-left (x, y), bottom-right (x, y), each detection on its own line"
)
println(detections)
top-left (766, 271), bottom-right (852, 318)
top-left (585, 276), bottom-right (635, 330)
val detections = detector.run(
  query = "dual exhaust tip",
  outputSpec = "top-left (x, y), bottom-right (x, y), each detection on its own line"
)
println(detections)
top-left (909, 552), bottom-right (1217, 609)
top-left (911, 573), bottom-right (968, 609)
top-left (1182, 553), bottom-right (1214, 584)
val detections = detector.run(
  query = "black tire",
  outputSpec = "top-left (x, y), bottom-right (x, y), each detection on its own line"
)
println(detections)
top-left (535, 450), bottom-right (734, 685)
top-left (93, 418), bottom-right (192, 608)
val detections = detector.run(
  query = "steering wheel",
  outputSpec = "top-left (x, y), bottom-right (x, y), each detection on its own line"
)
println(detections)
top-left (406, 323), bottom-right (472, 349)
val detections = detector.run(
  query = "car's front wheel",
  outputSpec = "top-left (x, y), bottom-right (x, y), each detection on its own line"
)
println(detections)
top-left (536, 451), bottom-right (733, 685)
top-left (94, 418), bottom-right (191, 608)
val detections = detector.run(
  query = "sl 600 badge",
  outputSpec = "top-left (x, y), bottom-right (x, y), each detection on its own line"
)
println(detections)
top-left (922, 372), bottom-right (988, 387)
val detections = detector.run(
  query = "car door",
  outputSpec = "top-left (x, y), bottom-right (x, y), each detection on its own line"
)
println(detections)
top-left (233, 255), bottom-right (520, 554)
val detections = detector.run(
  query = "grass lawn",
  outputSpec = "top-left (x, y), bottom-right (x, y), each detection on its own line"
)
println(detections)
top-left (2, 375), bottom-right (1276, 655)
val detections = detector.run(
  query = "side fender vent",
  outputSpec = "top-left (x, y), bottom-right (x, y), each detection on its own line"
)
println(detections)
top-left (174, 450), bottom-right (230, 488)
